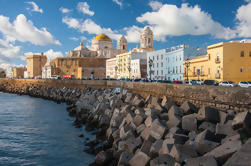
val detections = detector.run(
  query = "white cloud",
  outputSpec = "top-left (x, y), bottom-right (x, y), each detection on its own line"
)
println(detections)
top-left (69, 37), bottom-right (79, 41)
top-left (112, 0), bottom-right (123, 8)
top-left (0, 14), bottom-right (61, 46)
top-left (59, 7), bottom-right (72, 14)
top-left (62, 17), bottom-right (121, 40)
top-left (235, 2), bottom-right (251, 37)
top-left (77, 2), bottom-right (94, 16)
top-left (0, 39), bottom-right (24, 63)
top-left (123, 26), bottom-right (142, 43)
top-left (26, 1), bottom-right (43, 13)
top-left (149, 1), bottom-right (163, 11)
top-left (24, 49), bottom-right (63, 61)
top-left (136, 3), bottom-right (236, 41)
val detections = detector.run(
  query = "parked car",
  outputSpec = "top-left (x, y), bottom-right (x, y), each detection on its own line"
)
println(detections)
top-left (238, 81), bottom-right (249, 88)
top-left (247, 81), bottom-right (251, 87)
top-left (219, 81), bottom-right (236, 87)
top-left (204, 80), bottom-right (218, 86)
top-left (183, 81), bottom-right (192, 85)
top-left (191, 79), bottom-right (203, 85)
top-left (50, 75), bottom-right (61, 80)
top-left (171, 80), bottom-right (183, 84)
top-left (34, 76), bottom-right (42, 79)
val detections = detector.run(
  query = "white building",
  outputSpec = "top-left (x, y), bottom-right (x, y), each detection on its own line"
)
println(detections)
top-left (6, 67), bottom-right (13, 78)
top-left (147, 45), bottom-right (206, 80)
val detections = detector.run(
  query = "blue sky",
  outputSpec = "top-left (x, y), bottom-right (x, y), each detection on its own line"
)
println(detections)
top-left (0, 0), bottom-right (251, 69)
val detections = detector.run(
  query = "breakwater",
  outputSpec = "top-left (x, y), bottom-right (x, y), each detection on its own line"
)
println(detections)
top-left (0, 79), bottom-right (251, 166)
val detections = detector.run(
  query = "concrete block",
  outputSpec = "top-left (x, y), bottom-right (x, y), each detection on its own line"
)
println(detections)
top-left (118, 151), bottom-right (133, 166)
top-left (150, 154), bottom-right (176, 166)
top-left (180, 101), bottom-right (197, 114)
top-left (149, 139), bottom-right (163, 158)
top-left (199, 121), bottom-right (216, 133)
top-left (159, 138), bottom-right (173, 155)
top-left (182, 114), bottom-right (197, 131)
top-left (232, 111), bottom-right (251, 130)
top-left (140, 140), bottom-right (152, 155)
top-left (132, 95), bottom-right (145, 108)
top-left (186, 156), bottom-right (217, 166)
top-left (197, 106), bottom-right (220, 123)
top-left (133, 114), bottom-right (144, 127)
top-left (129, 151), bottom-right (150, 166)
top-left (216, 123), bottom-right (234, 136)
top-left (136, 124), bottom-right (146, 135)
top-left (150, 119), bottom-right (166, 140)
top-left (170, 144), bottom-right (198, 163)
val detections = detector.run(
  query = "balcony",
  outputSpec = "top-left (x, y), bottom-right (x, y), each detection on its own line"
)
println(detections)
top-left (215, 58), bottom-right (220, 63)
top-left (215, 72), bottom-right (220, 79)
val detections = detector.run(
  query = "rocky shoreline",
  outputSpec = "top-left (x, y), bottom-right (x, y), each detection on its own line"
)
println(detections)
top-left (0, 81), bottom-right (251, 166)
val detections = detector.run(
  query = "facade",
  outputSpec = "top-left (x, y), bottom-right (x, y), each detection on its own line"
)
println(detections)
top-left (27, 53), bottom-right (47, 78)
top-left (51, 57), bottom-right (107, 79)
top-left (184, 41), bottom-right (251, 83)
top-left (13, 67), bottom-right (27, 78)
top-left (131, 59), bottom-right (147, 79)
top-left (0, 68), bottom-right (5, 78)
top-left (147, 45), bottom-right (206, 80)
top-left (6, 67), bottom-right (13, 78)
top-left (68, 35), bottom-right (127, 59)
top-left (106, 57), bottom-right (117, 79)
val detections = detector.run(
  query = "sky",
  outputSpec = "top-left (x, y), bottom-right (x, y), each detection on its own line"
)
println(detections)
top-left (0, 0), bottom-right (251, 70)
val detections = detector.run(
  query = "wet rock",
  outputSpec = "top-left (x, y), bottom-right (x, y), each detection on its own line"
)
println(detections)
top-left (95, 150), bottom-right (113, 165)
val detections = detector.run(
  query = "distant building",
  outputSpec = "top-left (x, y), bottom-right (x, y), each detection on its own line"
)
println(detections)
top-left (147, 45), bottom-right (206, 80)
top-left (6, 67), bottom-right (13, 78)
top-left (0, 68), bottom-right (6, 78)
top-left (13, 67), bottom-right (27, 78)
top-left (106, 26), bottom-right (154, 79)
top-left (106, 57), bottom-right (117, 79)
top-left (184, 41), bottom-right (251, 83)
top-left (27, 53), bottom-right (47, 78)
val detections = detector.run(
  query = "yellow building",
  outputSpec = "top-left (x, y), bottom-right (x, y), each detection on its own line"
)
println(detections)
top-left (13, 67), bottom-right (26, 78)
top-left (27, 53), bottom-right (47, 78)
top-left (116, 52), bottom-right (132, 79)
top-left (184, 41), bottom-right (251, 83)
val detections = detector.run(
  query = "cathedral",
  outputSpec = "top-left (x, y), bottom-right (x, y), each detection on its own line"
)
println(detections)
top-left (68, 34), bottom-right (128, 58)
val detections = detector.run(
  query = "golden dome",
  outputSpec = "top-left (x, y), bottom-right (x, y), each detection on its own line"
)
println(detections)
top-left (94, 34), bottom-right (111, 41)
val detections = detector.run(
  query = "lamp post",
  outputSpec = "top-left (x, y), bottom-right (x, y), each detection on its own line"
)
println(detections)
top-left (148, 58), bottom-right (153, 80)
top-left (184, 58), bottom-right (191, 81)
top-left (115, 65), bottom-right (118, 79)
top-left (127, 62), bottom-right (131, 79)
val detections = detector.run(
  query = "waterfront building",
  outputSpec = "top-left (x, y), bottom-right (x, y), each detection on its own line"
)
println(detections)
top-left (5, 67), bottom-right (13, 78)
top-left (106, 57), bottom-right (117, 79)
top-left (147, 45), bottom-right (205, 80)
top-left (184, 40), bottom-right (251, 83)
top-left (27, 53), bottom-right (47, 78)
top-left (131, 58), bottom-right (147, 79)
top-left (13, 67), bottom-right (27, 78)
top-left (0, 68), bottom-right (6, 78)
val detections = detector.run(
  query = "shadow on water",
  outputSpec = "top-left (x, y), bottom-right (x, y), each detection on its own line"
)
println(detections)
top-left (0, 93), bottom-right (94, 166)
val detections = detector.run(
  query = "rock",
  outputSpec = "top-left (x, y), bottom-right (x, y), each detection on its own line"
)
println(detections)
top-left (150, 119), bottom-right (166, 140)
top-left (223, 138), bottom-right (251, 166)
top-left (125, 93), bottom-right (134, 103)
top-left (162, 99), bottom-right (176, 110)
top-left (144, 108), bottom-right (160, 117)
top-left (204, 140), bottom-right (242, 164)
top-left (159, 113), bottom-right (169, 121)
top-left (159, 139), bottom-right (173, 155)
top-left (140, 127), bottom-right (151, 140)
top-left (164, 132), bottom-right (189, 145)
top-left (180, 101), bottom-right (197, 114)
top-left (169, 144), bottom-right (198, 163)
top-left (219, 110), bottom-right (228, 124)
top-left (118, 151), bottom-right (133, 166)
top-left (120, 124), bottom-right (134, 140)
top-left (129, 151), bottom-right (150, 166)
top-left (166, 118), bottom-right (181, 129)
top-left (197, 106), bottom-right (220, 123)
top-left (168, 105), bottom-right (184, 118)
top-left (186, 156), bottom-right (217, 166)
top-left (140, 140), bottom-right (152, 155)
top-left (221, 134), bottom-right (240, 144)
top-left (149, 139), bottom-right (163, 158)
top-left (132, 95), bottom-right (145, 107)
top-left (95, 150), bottom-right (112, 165)
top-left (161, 96), bottom-right (168, 107)
top-left (182, 114), bottom-right (197, 131)
top-left (133, 115), bottom-right (145, 127)
top-left (150, 154), bottom-right (176, 166)
top-left (232, 111), bottom-right (251, 131)
top-left (216, 123), bottom-right (234, 136)
top-left (145, 116), bottom-right (156, 128)
top-left (136, 124), bottom-right (146, 135)
top-left (119, 137), bottom-right (141, 153)
top-left (199, 122), bottom-right (216, 133)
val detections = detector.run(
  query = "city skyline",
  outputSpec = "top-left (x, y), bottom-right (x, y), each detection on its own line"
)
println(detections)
top-left (1, 0), bottom-right (251, 69)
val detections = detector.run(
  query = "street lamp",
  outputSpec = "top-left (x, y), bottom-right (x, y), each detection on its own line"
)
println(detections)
top-left (127, 62), bottom-right (131, 79)
top-left (184, 58), bottom-right (191, 81)
top-left (148, 58), bottom-right (153, 80)
top-left (115, 65), bottom-right (118, 79)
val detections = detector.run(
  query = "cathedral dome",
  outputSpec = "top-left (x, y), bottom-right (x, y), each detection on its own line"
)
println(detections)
top-left (142, 26), bottom-right (153, 35)
top-left (94, 34), bottom-right (112, 41)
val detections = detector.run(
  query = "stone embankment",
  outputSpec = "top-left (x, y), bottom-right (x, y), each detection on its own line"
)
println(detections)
top-left (0, 81), bottom-right (251, 166)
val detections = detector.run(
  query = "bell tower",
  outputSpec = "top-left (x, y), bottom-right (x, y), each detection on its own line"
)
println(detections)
top-left (140, 26), bottom-right (154, 52)
top-left (117, 35), bottom-right (128, 52)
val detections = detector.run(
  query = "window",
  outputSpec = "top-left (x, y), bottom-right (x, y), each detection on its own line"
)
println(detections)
top-left (176, 66), bottom-right (178, 74)
top-left (153, 56), bottom-right (154, 60)
top-left (249, 51), bottom-right (251, 57)
top-left (208, 68), bottom-right (210, 74)
top-left (217, 66), bottom-right (220, 73)
top-left (240, 67), bottom-right (244, 72)
top-left (216, 53), bottom-right (220, 61)
top-left (168, 58), bottom-right (169, 62)
top-left (201, 66), bottom-right (204, 75)
top-left (161, 63), bottom-right (163, 67)
top-left (161, 55), bottom-right (163, 60)
top-left (180, 66), bottom-right (181, 73)
top-left (157, 70), bottom-right (158, 75)
top-left (157, 56), bottom-right (159, 60)
top-left (157, 63), bottom-right (159, 68)
top-left (241, 51), bottom-right (244, 57)
top-left (161, 70), bottom-right (163, 75)
top-left (193, 67), bottom-right (196, 74)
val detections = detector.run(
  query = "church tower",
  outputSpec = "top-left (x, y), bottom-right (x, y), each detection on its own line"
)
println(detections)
top-left (117, 35), bottom-right (128, 52)
top-left (140, 26), bottom-right (154, 52)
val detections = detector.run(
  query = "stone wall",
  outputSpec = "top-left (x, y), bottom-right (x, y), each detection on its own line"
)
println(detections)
top-left (0, 78), bottom-right (251, 111)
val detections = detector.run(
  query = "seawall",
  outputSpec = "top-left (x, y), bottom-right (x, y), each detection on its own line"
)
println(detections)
top-left (0, 78), bottom-right (251, 111)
